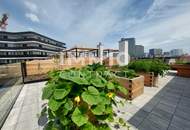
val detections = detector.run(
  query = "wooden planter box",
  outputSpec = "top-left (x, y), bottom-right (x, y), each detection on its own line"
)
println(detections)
top-left (138, 72), bottom-right (158, 87)
top-left (116, 75), bottom-right (144, 100)
top-left (171, 64), bottom-right (190, 77)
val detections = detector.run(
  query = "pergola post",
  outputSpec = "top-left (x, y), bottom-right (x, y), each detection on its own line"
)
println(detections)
top-left (97, 42), bottom-right (103, 64)
top-left (60, 51), bottom-right (64, 65)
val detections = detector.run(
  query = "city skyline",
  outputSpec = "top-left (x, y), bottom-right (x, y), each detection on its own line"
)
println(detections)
top-left (1, 0), bottom-right (190, 53)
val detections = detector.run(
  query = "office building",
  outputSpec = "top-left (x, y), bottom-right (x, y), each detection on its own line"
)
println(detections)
top-left (120, 38), bottom-right (136, 57)
top-left (149, 48), bottom-right (162, 57)
top-left (170, 49), bottom-right (184, 57)
top-left (163, 52), bottom-right (170, 57)
top-left (135, 45), bottom-right (144, 58)
top-left (0, 31), bottom-right (66, 64)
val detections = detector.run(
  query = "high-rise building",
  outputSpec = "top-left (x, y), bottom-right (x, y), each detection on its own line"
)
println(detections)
top-left (149, 48), bottom-right (162, 57)
top-left (163, 52), bottom-right (170, 57)
top-left (135, 45), bottom-right (144, 58)
top-left (170, 49), bottom-right (184, 57)
top-left (120, 38), bottom-right (136, 57)
top-left (0, 31), bottom-right (66, 64)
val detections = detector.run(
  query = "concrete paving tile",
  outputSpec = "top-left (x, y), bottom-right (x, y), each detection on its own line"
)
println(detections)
top-left (2, 112), bottom-right (19, 127)
top-left (171, 115), bottom-right (190, 129)
top-left (156, 102), bottom-right (176, 114)
top-left (151, 107), bottom-right (173, 122)
top-left (128, 110), bottom-right (149, 127)
top-left (1, 124), bottom-right (16, 130)
top-left (174, 108), bottom-right (190, 121)
top-left (17, 110), bottom-right (39, 122)
top-left (15, 119), bottom-right (39, 130)
top-left (146, 113), bottom-right (170, 129)
top-left (138, 119), bottom-right (162, 130)
top-left (159, 97), bottom-right (178, 108)
top-left (168, 124), bottom-right (181, 130)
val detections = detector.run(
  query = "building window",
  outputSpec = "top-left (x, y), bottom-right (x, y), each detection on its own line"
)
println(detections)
top-left (3, 35), bottom-right (8, 39)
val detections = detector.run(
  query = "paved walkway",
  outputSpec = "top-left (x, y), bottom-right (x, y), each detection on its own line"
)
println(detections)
top-left (2, 72), bottom-right (190, 130)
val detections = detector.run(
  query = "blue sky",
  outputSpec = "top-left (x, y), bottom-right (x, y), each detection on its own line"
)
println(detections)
top-left (1, 0), bottom-right (190, 53)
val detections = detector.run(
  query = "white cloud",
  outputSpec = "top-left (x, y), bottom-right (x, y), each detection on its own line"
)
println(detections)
top-left (2, 0), bottom-right (190, 53)
top-left (25, 13), bottom-right (40, 22)
top-left (127, 0), bottom-right (190, 53)
top-left (24, 1), bottom-right (38, 13)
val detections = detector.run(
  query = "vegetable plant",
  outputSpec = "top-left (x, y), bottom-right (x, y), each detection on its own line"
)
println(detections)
top-left (115, 69), bottom-right (138, 79)
top-left (128, 59), bottom-right (169, 76)
top-left (41, 66), bottom-right (128, 130)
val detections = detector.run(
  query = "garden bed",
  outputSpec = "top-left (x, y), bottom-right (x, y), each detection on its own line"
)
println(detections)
top-left (138, 72), bottom-right (158, 87)
top-left (116, 75), bottom-right (144, 100)
top-left (171, 64), bottom-right (190, 77)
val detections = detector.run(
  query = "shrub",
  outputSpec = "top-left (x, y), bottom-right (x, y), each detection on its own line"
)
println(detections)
top-left (176, 60), bottom-right (190, 65)
top-left (128, 59), bottom-right (169, 76)
top-left (41, 66), bottom-right (128, 130)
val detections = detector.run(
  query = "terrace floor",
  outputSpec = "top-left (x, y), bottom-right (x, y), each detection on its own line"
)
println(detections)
top-left (2, 71), bottom-right (190, 130)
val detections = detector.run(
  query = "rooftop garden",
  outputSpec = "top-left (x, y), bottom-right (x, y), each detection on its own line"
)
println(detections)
top-left (41, 64), bottom-right (129, 130)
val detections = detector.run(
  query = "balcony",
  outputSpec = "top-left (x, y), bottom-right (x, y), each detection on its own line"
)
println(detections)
top-left (0, 46), bottom-right (60, 53)
top-left (0, 38), bottom-right (66, 49)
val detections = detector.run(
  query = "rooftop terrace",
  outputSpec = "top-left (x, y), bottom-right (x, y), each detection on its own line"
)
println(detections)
top-left (1, 71), bottom-right (190, 130)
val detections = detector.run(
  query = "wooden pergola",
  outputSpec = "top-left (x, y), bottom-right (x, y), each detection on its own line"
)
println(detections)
top-left (62, 47), bottom-right (119, 58)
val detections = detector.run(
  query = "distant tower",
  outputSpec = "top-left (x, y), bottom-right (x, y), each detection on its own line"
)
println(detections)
top-left (0, 13), bottom-right (9, 31)
top-left (119, 38), bottom-right (129, 65)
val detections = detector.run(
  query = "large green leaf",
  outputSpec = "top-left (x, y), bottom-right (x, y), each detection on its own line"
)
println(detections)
top-left (42, 84), bottom-right (54, 100)
top-left (60, 116), bottom-right (70, 126)
top-left (106, 82), bottom-right (115, 90)
top-left (53, 87), bottom-right (71, 100)
top-left (71, 107), bottom-right (88, 127)
top-left (70, 77), bottom-right (89, 85)
top-left (98, 95), bottom-right (110, 105)
top-left (91, 104), bottom-right (105, 115)
top-left (64, 99), bottom-right (73, 111)
top-left (48, 98), bottom-right (66, 111)
top-left (81, 86), bottom-right (101, 105)
top-left (105, 105), bottom-right (113, 114)
top-left (90, 77), bottom-right (106, 87)
top-left (62, 99), bottom-right (73, 115)
top-left (60, 71), bottom-right (89, 85)
top-left (117, 85), bottom-right (128, 96)
top-left (81, 122), bottom-right (97, 130)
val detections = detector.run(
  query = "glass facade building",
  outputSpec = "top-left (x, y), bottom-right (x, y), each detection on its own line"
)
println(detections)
top-left (0, 31), bottom-right (66, 64)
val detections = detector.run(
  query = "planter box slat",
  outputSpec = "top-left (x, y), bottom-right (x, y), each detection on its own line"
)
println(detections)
top-left (138, 72), bottom-right (158, 87)
top-left (116, 75), bottom-right (144, 100)
top-left (171, 64), bottom-right (190, 77)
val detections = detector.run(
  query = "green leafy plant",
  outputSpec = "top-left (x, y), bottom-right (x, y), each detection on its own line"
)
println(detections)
top-left (128, 59), bottom-right (169, 76)
top-left (175, 60), bottom-right (190, 65)
top-left (115, 69), bottom-right (138, 79)
top-left (86, 63), bottom-right (108, 71)
top-left (41, 66), bottom-right (128, 130)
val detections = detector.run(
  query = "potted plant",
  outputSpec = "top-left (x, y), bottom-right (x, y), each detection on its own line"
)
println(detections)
top-left (41, 66), bottom-right (129, 130)
top-left (171, 61), bottom-right (190, 77)
top-left (127, 59), bottom-right (169, 87)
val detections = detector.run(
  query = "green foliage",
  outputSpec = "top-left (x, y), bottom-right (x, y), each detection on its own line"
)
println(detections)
top-left (128, 59), bottom-right (169, 76)
top-left (41, 64), bottom-right (128, 130)
top-left (115, 69), bottom-right (138, 79)
top-left (86, 62), bottom-right (108, 71)
top-left (176, 60), bottom-right (190, 65)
